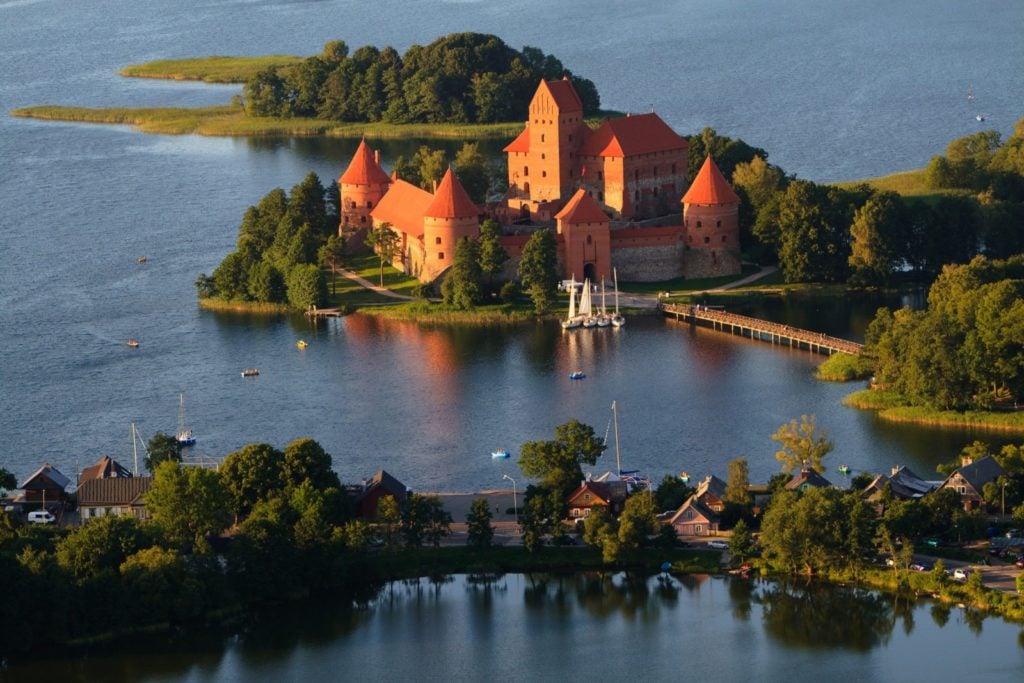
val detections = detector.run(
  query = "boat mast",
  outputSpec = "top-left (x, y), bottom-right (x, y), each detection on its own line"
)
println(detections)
top-left (614, 268), bottom-right (620, 315)
top-left (612, 400), bottom-right (621, 475)
top-left (131, 422), bottom-right (139, 475)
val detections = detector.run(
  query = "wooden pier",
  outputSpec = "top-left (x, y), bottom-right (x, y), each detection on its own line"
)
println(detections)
top-left (305, 306), bottom-right (343, 318)
top-left (661, 303), bottom-right (863, 356)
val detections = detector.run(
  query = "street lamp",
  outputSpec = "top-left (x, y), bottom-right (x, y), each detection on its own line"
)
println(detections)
top-left (502, 474), bottom-right (518, 527)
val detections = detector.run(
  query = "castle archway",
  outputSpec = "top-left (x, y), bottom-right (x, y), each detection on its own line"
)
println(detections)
top-left (583, 262), bottom-right (596, 282)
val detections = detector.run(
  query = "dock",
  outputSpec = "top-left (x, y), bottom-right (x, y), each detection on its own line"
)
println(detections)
top-left (305, 306), bottom-right (344, 318)
top-left (661, 303), bottom-right (863, 355)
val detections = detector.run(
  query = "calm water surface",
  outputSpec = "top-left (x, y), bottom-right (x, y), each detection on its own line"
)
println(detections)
top-left (5, 574), bottom-right (1023, 681)
top-left (2, 0), bottom-right (1023, 488)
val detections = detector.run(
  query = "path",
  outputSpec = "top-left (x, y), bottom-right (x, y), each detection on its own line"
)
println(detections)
top-left (618, 264), bottom-right (779, 309)
top-left (707, 264), bottom-right (778, 291)
top-left (336, 266), bottom-right (416, 300)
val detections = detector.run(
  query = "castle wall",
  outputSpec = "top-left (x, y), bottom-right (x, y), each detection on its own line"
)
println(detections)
top-left (610, 227), bottom-right (685, 281)
top-left (681, 246), bottom-right (741, 279)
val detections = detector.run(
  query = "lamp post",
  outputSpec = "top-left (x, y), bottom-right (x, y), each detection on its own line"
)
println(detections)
top-left (502, 474), bottom-right (518, 529)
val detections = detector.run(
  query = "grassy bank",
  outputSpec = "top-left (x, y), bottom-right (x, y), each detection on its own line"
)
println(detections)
top-left (359, 301), bottom-right (537, 325)
top-left (120, 56), bottom-right (303, 83)
top-left (11, 105), bottom-right (523, 139)
top-left (198, 298), bottom-right (295, 314)
top-left (844, 389), bottom-right (1024, 432)
top-left (815, 352), bottom-right (873, 381)
top-left (832, 168), bottom-right (975, 205)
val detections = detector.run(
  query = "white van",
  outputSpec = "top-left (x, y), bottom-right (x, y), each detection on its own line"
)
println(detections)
top-left (28, 510), bottom-right (56, 524)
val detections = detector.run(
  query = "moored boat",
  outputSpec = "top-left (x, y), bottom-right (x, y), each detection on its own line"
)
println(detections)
top-left (296, 340), bottom-right (308, 349)
top-left (241, 368), bottom-right (260, 377)
top-left (126, 339), bottom-right (140, 348)
top-left (569, 370), bottom-right (586, 380)
top-left (491, 450), bottom-right (511, 459)
top-left (838, 464), bottom-right (850, 474)
top-left (175, 393), bottom-right (196, 446)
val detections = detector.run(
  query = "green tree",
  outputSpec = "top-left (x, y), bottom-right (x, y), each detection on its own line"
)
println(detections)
top-left (453, 142), bottom-right (491, 203)
top-left (285, 263), bottom-right (327, 309)
top-left (518, 420), bottom-right (606, 498)
top-left (146, 460), bottom-right (229, 549)
top-left (402, 493), bottom-right (452, 547)
top-left (243, 67), bottom-right (286, 117)
top-left (0, 467), bottom-right (15, 496)
top-left (729, 518), bottom-right (755, 562)
top-left (848, 192), bottom-right (908, 286)
top-left (287, 172), bottom-right (329, 239)
top-left (219, 443), bottom-right (285, 521)
top-left (759, 487), bottom-right (849, 575)
top-left (725, 457), bottom-right (751, 506)
top-left (119, 546), bottom-right (194, 625)
top-left (412, 145), bottom-right (448, 191)
top-left (143, 432), bottom-right (181, 473)
top-left (318, 234), bottom-right (347, 295)
top-left (211, 250), bottom-right (254, 301)
top-left (281, 438), bottom-right (341, 493)
top-left (654, 474), bottom-right (693, 511)
top-left (441, 237), bottom-right (483, 309)
top-left (771, 415), bottom-right (833, 474)
top-left (55, 515), bottom-right (149, 582)
top-left (365, 223), bottom-right (400, 286)
top-left (466, 497), bottom-right (494, 549)
top-left (477, 218), bottom-right (509, 290)
top-left (247, 260), bottom-right (286, 303)
top-left (517, 229), bottom-right (558, 313)
top-left (376, 494), bottom-right (402, 548)
top-left (775, 181), bottom-right (851, 283)
top-left (617, 492), bottom-right (657, 554)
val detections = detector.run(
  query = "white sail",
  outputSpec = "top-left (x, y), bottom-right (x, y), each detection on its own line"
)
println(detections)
top-left (579, 279), bottom-right (592, 316)
top-left (611, 268), bottom-right (625, 327)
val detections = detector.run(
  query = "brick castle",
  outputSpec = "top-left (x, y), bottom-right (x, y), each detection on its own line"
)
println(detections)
top-left (338, 77), bottom-right (740, 284)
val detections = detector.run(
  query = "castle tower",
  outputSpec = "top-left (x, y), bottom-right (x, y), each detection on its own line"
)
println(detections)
top-left (681, 155), bottom-right (741, 277)
top-left (504, 78), bottom-right (586, 214)
top-left (422, 168), bottom-right (481, 281)
top-left (339, 140), bottom-right (392, 236)
top-left (555, 189), bottom-right (611, 283)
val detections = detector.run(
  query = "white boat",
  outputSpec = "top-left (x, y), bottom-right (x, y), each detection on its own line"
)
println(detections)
top-left (596, 279), bottom-right (611, 327)
top-left (241, 368), bottom-right (260, 377)
top-left (175, 393), bottom-right (195, 446)
top-left (579, 279), bottom-right (596, 327)
top-left (491, 450), bottom-right (511, 459)
top-left (611, 268), bottom-right (625, 327)
top-left (561, 278), bottom-right (582, 329)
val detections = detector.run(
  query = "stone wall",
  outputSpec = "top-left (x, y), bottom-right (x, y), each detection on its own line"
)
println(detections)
top-left (611, 241), bottom-right (685, 281)
top-left (680, 246), bottom-right (741, 279)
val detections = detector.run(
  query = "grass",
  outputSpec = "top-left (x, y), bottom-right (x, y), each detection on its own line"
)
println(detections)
top-left (11, 105), bottom-right (523, 139)
top-left (119, 56), bottom-right (304, 83)
top-left (620, 263), bottom-right (762, 296)
top-left (832, 168), bottom-right (975, 205)
top-left (844, 388), bottom-right (1024, 432)
top-left (362, 301), bottom-right (538, 325)
top-left (198, 298), bottom-right (293, 314)
top-left (815, 352), bottom-right (873, 382)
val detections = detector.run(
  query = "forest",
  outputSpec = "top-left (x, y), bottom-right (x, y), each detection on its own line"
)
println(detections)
top-left (242, 33), bottom-right (601, 124)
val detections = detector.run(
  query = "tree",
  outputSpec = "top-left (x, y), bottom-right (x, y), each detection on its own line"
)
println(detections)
top-left (119, 546), bottom-right (192, 625)
top-left (759, 487), bottom-right (850, 575)
top-left (0, 467), bottom-right (14, 497)
top-left (729, 518), bottom-right (755, 562)
top-left (247, 261), bottom-right (286, 303)
top-left (775, 180), bottom-right (851, 283)
top-left (453, 142), bottom-right (491, 203)
top-left (517, 229), bottom-right (558, 314)
top-left (725, 457), bottom-right (751, 505)
top-left (376, 494), bottom-right (401, 548)
top-left (146, 460), bottom-right (229, 549)
top-left (285, 263), bottom-right (327, 309)
top-left (219, 443), bottom-right (285, 520)
top-left (318, 234), bottom-right (347, 295)
top-left (55, 515), bottom-right (149, 582)
top-left (441, 237), bottom-right (483, 309)
top-left (477, 219), bottom-right (509, 290)
top-left (848, 192), bottom-right (908, 286)
top-left (617, 492), bottom-right (657, 554)
top-left (412, 145), bottom-right (447, 191)
top-left (771, 415), bottom-right (833, 474)
top-left (402, 493), bottom-right (452, 547)
top-left (365, 223), bottom-right (400, 286)
top-left (654, 474), bottom-right (693, 512)
top-left (281, 438), bottom-right (341, 493)
top-left (518, 420), bottom-right (606, 498)
top-left (243, 67), bottom-right (286, 117)
top-left (466, 497), bottom-right (494, 549)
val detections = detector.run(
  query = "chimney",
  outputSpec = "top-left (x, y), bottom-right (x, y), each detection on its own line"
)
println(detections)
top-left (374, 150), bottom-right (380, 165)
top-left (961, 455), bottom-right (973, 467)
top-left (432, 180), bottom-right (438, 193)
top-left (891, 465), bottom-right (901, 477)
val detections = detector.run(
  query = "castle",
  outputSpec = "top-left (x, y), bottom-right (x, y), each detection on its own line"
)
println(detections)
top-left (338, 77), bottom-right (740, 284)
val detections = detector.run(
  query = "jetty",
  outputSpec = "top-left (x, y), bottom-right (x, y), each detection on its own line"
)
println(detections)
top-left (305, 306), bottom-right (343, 318)
top-left (661, 303), bottom-right (863, 355)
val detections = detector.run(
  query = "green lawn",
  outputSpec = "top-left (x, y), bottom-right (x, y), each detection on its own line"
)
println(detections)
top-left (119, 55), bottom-right (304, 83)
top-left (620, 263), bottom-right (763, 296)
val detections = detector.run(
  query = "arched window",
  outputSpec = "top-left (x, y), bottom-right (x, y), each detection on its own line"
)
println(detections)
top-left (438, 252), bottom-right (445, 260)
top-left (435, 237), bottom-right (442, 245)
top-left (598, 171), bottom-right (603, 181)
top-left (524, 166), bottom-right (529, 177)
top-left (541, 153), bottom-right (546, 160)
top-left (541, 133), bottom-right (546, 143)
top-left (671, 163), bottom-right (677, 174)
top-left (696, 220), bottom-right (702, 228)
top-left (716, 220), bottom-right (721, 227)
top-left (360, 215), bottom-right (366, 223)
top-left (704, 236), bottom-right (710, 244)
top-left (367, 200), bottom-right (373, 208)
top-left (542, 171), bottom-right (547, 178)
top-left (722, 235), bottom-right (727, 242)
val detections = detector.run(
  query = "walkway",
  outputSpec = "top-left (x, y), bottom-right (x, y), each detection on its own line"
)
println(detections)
top-left (336, 267), bottom-right (416, 300)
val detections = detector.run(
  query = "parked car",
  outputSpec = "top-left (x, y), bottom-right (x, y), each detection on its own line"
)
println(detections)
top-left (909, 562), bottom-right (931, 572)
top-left (707, 540), bottom-right (728, 549)
top-left (952, 568), bottom-right (971, 581)
top-left (27, 510), bottom-right (56, 524)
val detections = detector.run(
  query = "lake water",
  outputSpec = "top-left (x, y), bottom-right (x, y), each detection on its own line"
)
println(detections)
top-left (5, 573), bottom-right (1023, 681)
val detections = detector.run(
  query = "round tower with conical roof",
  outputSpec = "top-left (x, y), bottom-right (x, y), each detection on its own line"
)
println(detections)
top-left (422, 169), bottom-right (481, 281)
top-left (339, 140), bottom-right (392, 239)
top-left (681, 155), bottom-right (741, 277)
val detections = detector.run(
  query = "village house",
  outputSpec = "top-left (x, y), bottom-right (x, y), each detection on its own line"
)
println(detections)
top-left (566, 480), bottom-right (627, 521)
top-left (938, 455), bottom-right (1006, 511)
top-left (18, 463), bottom-right (69, 509)
top-left (785, 466), bottom-right (833, 493)
top-left (353, 470), bottom-right (409, 519)
top-left (668, 495), bottom-right (721, 537)
top-left (692, 474), bottom-right (728, 513)
top-left (861, 465), bottom-right (936, 507)
top-left (78, 477), bottom-right (152, 521)
top-left (339, 78), bottom-right (742, 285)
top-left (78, 455), bottom-right (133, 484)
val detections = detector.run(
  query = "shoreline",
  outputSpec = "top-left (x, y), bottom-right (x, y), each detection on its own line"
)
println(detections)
top-left (843, 389), bottom-right (1024, 433)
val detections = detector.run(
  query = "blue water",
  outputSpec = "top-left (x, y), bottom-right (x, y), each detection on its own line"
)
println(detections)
top-left (1, 0), bottom-right (1022, 491)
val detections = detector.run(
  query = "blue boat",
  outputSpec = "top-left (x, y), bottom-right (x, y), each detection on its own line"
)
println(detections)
top-left (569, 370), bottom-right (586, 380)
top-left (491, 450), bottom-right (511, 459)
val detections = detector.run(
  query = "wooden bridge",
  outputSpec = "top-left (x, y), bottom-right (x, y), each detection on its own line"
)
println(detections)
top-left (661, 303), bottom-right (863, 356)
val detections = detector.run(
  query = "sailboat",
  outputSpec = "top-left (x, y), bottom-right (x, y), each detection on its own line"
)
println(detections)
top-left (175, 393), bottom-right (195, 446)
top-left (596, 279), bottom-right (611, 327)
top-left (580, 279), bottom-right (597, 327)
top-left (608, 400), bottom-right (650, 491)
top-left (611, 268), bottom-right (625, 327)
top-left (561, 278), bottom-right (581, 329)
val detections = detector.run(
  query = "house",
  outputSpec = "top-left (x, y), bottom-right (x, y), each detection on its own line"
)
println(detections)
top-left (78, 477), bottom-right (152, 521)
top-left (939, 455), bottom-right (1006, 511)
top-left (78, 455), bottom-right (133, 484)
top-left (567, 480), bottom-right (628, 521)
top-left (19, 463), bottom-right (70, 507)
top-left (353, 470), bottom-right (409, 519)
top-left (862, 465), bottom-right (936, 505)
top-left (693, 474), bottom-right (728, 513)
top-left (669, 495), bottom-right (721, 536)
top-left (785, 467), bottom-right (832, 492)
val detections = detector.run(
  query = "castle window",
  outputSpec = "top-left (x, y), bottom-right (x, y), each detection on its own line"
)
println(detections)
top-left (688, 235), bottom-right (693, 244)
top-left (587, 235), bottom-right (592, 245)
top-left (541, 133), bottom-right (546, 143)
top-left (722, 235), bottom-right (727, 242)
top-left (435, 237), bottom-right (442, 245)
top-left (598, 191), bottom-right (604, 201)
top-left (635, 190), bottom-right (639, 201)
top-left (696, 220), bottom-right (702, 228)
top-left (524, 166), bottom-right (529, 177)
top-left (541, 153), bottom-right (546, 160)
top-left (367, 200), bottom-right (373, 208)
top-left (716, 220), bottom-right (721, 228)
top-left (672, 163), bottom-right (676, 174)
top-left (542, 171), bottom-right (547, 178)
top-left (704, 236), bottom-right (710, 244)
top-left (569, 134), bottom-right (573, 142)
top-left (360, 215), bottom-right (366, 223)
top-left (653, 166), bottom-right (658, 176)
top-left (349, 200), bottom-right (356, 209)
top-left (438, 252), bottom-right (445, 260)
top-left (598, 171), bottom-right (603, 181)
top-left (634, 170), bottom-right (639, 181)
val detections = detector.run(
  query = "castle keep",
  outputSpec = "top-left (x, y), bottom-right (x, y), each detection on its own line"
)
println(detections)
top-left (338, 78), bottom-right (740, 284)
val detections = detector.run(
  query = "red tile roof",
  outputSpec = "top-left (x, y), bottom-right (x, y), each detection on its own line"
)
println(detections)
top-left (578, 113), bottom-right (687, 157)
top-left (503, 127), bottom-right (531, 153)
top-left (370, 179), bottom-right (433, 237)
top-left (555, 189), bottom-right (609, 224)
top-left (340, 140), bottom-right (392, 186)
top-left (78, 456), bottom-right (133, 484)
top-left (424, 169), bottom-right (480, 219)
top-left (682, 155), bottom-right (740, 205)
top-left (539, 78), bottom-right (583, 112)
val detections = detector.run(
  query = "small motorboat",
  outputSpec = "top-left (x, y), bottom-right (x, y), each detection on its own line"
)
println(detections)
top-left (491, 450), bottom-right (511, 459)
top-left (296, 340), bottom-right (308, 350)
top-left (569, 370), bottom-right (586, 380)
top-left (126, 339), bottom-right (140, 348)
top-left (679, 472), bottom-right (690, 484)
top-left (176, 429), bottom-right (196, 447)
top-left (137, 256), bottom-right (147, 264)
top-left (241, 368), bottom-right (260, 377)
top-left (976, 113), bottom-right (987, 122)
top-left (838, 464), bottom-right (850, 474)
